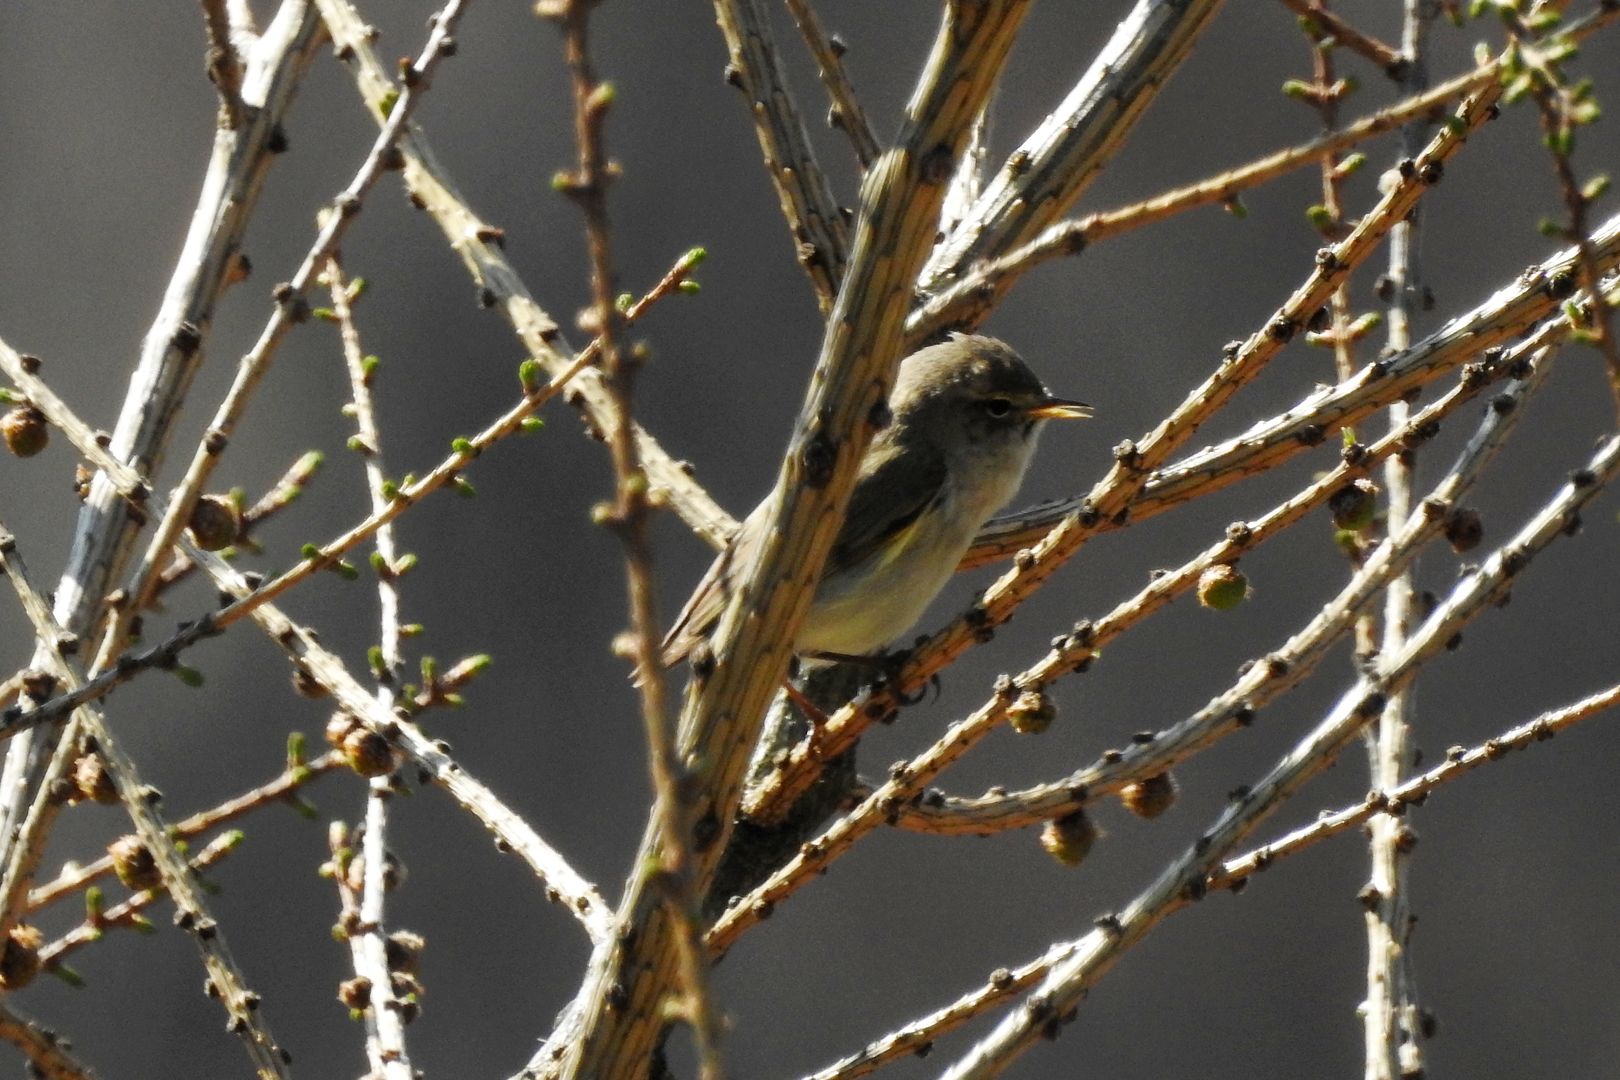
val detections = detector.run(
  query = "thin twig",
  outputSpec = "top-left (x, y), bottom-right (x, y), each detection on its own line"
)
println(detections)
top-left (0, 999), bottom-right (96, 1080)
top-left (554, 0), bottom-right (724, 1072)
top-left (326, 257), bottom-right (413, 1079)
top-left (199, 0), bottom-right (247, 126)
top-left (711, 0), bottom-right (849, 311)
top-left (40, 830), bottom-right (243, 972)
top-left (784, 0), bottom-right (880, 170)
top-left (1364, 4), bottom-right (1433, 1076)
top-left (1277, 0), bottom-right (1404, 72)
top-left (1218, 681), bottom-right (1620, 886)
top-left (27, 751), bottom-right (341, 913)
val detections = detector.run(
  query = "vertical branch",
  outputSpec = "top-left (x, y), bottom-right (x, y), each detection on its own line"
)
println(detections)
top-left (711, 0), bottom-right (850, 311)
top-left (326, 259), bottom-right (414, 1079)
top-left (1366, 5), bottom-right (1433, 1078)
top-left (550, 0), bottom-right (725, 1074)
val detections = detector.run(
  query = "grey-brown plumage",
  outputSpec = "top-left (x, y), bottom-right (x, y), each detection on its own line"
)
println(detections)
top-left (661, 334), bottom-right (1088, 668)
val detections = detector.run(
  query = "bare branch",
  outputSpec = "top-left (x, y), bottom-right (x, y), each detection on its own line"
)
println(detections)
top-left (0, 1000), bottom-right (96, 1080)
top-left (199, 0), bottom-right (247, 125)
top-left (1277, 0), bottom-right (1404, 72)
top-left (785, 0), bottom-right (880, 171)
top-left (325, 257), bottom-right (413, 1080)
top-left (923, 0), bottom-right (1223, 288)
top-left (712, 0), bottom-right (849, 310)
top-left (553, 1), bottom-right (724, 1072)
top-left (1220, 681), bottom-right (1620, 886)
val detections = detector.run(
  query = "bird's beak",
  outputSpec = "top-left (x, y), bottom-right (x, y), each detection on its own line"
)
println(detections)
top-left (1028, 396), bottom-right (1093, 421)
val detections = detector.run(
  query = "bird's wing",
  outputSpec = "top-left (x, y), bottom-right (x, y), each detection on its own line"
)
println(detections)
top-left (660, 435), bottom-right (948, 668)
top-left (824, 435), bottom-right (949, 580)
top-left (660, 502), bottom-right (763, 667)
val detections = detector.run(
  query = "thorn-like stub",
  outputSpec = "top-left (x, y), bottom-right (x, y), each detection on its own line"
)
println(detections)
top-left (919, 143), bottom-right (955, 185)
top-left (867, 397), bottom-right (892, 432)
top-left (171, 321), bottom-right (202, 355)
top-left (691, 809), bottom-right (721, 852)
top-left (1443, 507), bottom-right (1483, 553)
top-left (799, 432), bottom-right (837, 488)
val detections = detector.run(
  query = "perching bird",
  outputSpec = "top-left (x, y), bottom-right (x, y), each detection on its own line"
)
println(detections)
top-left (661, 334), bottom-right (1090, 670)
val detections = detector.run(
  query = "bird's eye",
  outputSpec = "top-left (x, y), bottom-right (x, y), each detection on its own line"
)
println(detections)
top-left (983, 397), bottom-right (1013, 418)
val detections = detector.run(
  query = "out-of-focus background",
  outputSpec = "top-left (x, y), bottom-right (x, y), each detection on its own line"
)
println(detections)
top-left (2, 2), bottom-right (1619, 1077)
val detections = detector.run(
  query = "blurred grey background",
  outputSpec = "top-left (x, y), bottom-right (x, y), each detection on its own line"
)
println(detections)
top-left (2, 2), bottom-right (1619, 1077)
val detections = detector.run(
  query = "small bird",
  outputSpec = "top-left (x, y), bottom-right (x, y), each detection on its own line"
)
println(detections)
top-left (661, 334), bottom-right (1091, 671)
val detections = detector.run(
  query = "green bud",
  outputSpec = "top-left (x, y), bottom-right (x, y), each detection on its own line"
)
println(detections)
top-left (519, 358), bottom-right (543, 392)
